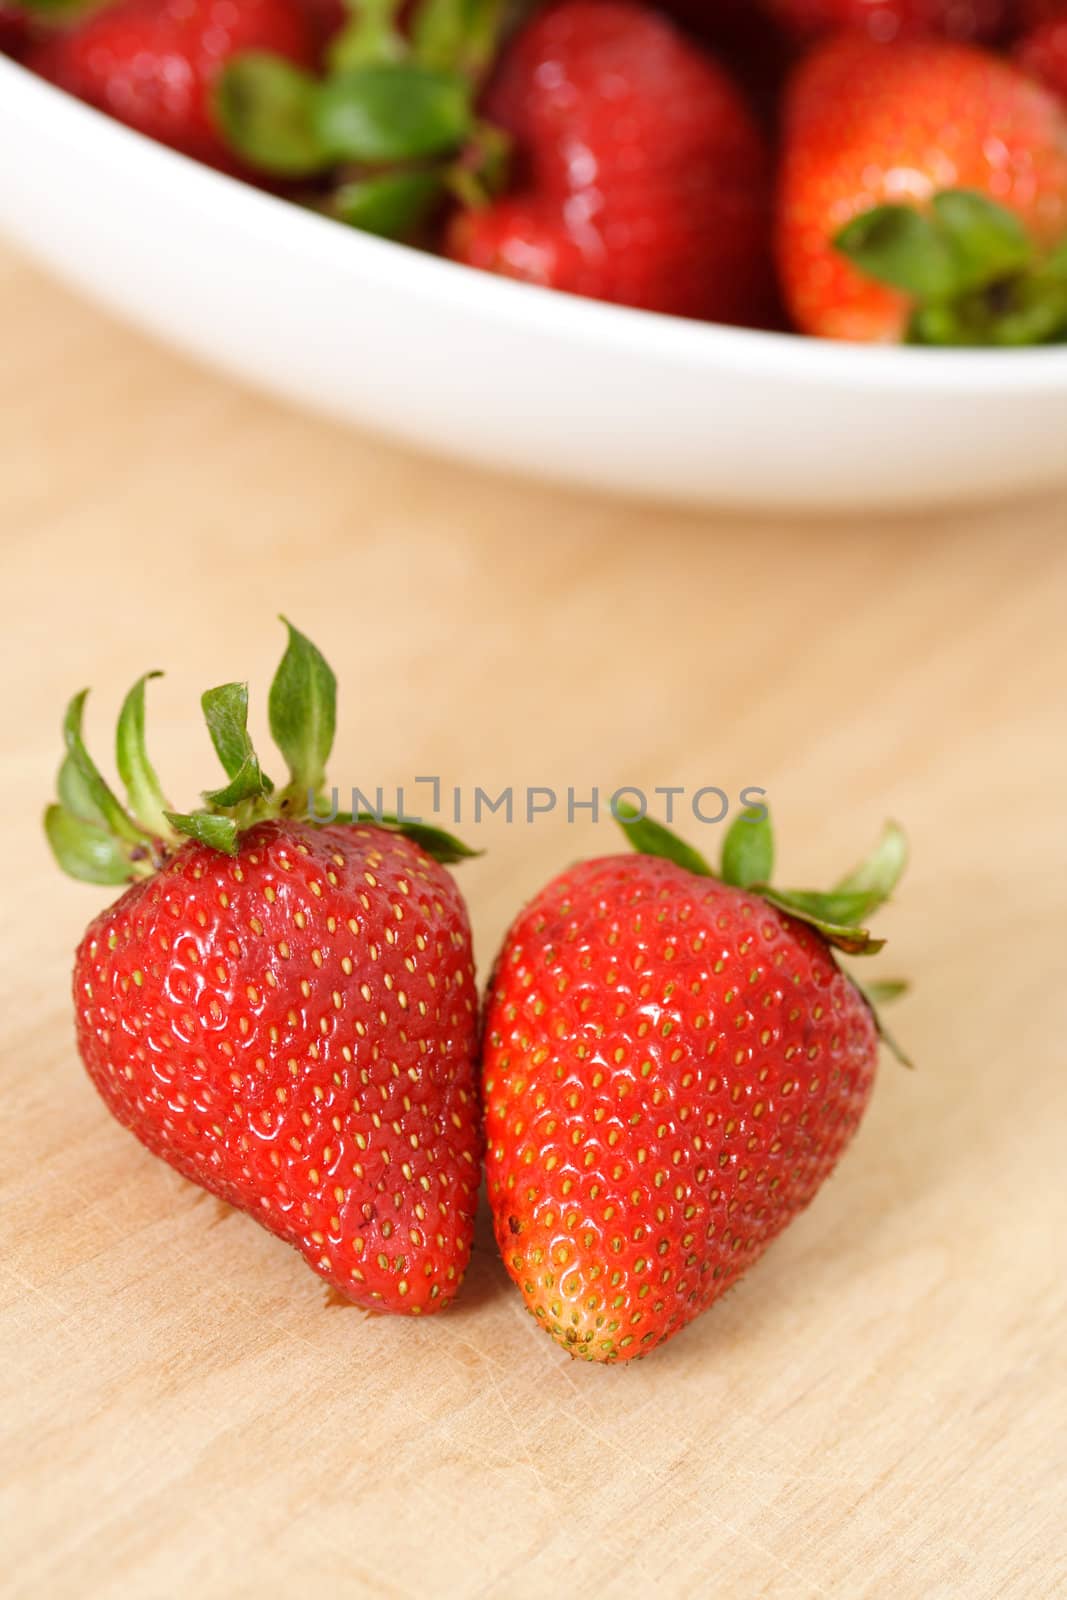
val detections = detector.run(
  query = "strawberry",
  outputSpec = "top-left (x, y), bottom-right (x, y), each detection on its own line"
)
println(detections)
top-left (778, 35), bottom-right (1067, 342)
top-left (446, 0), bottom-right (774, 324)
top-left (482, 805), bottom-right (909, 1363)
top-left (761, 0), bottom-right (1009, 43)
top-left (28, 0), bottom-right (317, 171)
top-left (1017, 15), bottom-right (1067, 102)
top-left (45, 622), bottom-right (482, 1314)
top-left (212, 0), bottom-right (513, 241)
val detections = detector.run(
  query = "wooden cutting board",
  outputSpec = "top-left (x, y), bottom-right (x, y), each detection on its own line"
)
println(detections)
top-left (2, 244), bottom-right (1064, 1600)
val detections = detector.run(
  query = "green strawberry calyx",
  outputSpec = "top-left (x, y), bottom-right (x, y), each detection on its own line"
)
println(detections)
top-left (615, 802), bottom-right (912, 1067)
top-left (834, 189), bottom-right (1067, 347)
top-left (215, 0), bottom-right (523, 244)
top-left (44, 618), bottom-right (478, 887)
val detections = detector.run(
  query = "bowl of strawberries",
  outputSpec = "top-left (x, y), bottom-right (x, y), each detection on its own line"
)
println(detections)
top-left (3, 0), bottom-right (1067, 509)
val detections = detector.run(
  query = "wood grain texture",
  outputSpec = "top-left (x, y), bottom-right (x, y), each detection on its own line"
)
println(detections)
top-left (1, 243), bottom-right (1065, 1600)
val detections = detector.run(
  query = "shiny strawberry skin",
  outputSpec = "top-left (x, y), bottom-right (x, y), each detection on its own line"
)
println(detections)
top-left (483, 853), bottom-right (879, 1363)
top-left (448, 0), bottom-right (773, 324)
top-left (778, 35), bottom-right (1067, 340)
top-left (73, 819), bottom-right (481, 1313)
top-left (29, 0), bottom-right (316, 171)
top-left (763, 0), bottom-right (1009, 43)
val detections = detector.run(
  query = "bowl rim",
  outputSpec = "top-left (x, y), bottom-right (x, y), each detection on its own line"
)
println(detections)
top-left (5, 52), bottom-right (1067, 395)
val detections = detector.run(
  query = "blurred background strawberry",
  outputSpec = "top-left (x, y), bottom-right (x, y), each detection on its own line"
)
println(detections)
top-left (27, 0), bottom-right (317, 170)
top-left (449, 0), bottom-right (776, 323)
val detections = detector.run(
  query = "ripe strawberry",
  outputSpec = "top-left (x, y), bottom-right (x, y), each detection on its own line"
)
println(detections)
top-left (483, 806), bottom-right (909, 1362)
top-left (45, 622), bottom-right (481, 1314)
top-left (1017, 15), bottom-right (1067, 102)
top-left (213, 0), bottom-right (513, 240)
top-left (778, 35), bottom-right (1067, 342)
top-left (28, 0), bottom-right (316, 171)
top-left (447, 0), bottom-right (774, 324)
top-left (761, 0), bottom-right (1009, 43)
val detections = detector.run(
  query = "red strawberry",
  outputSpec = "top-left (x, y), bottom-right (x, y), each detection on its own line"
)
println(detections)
top-left (447, 0), bottom-right (774, 325)
top-left (1017, 16), bottom-right (1067, 101)
top-left (482, 806), bottom-right (909, 1362)
top-left (211, 1), bottom-right (513, 239)
top-left (28, 0), bottom-right (316, 171)
top-left (778, 35), bottom-right (1067, 342)
top-left (762, 0), bottom-right (1009, 43)
top-left (45, 623), bottom-right (482, 1314)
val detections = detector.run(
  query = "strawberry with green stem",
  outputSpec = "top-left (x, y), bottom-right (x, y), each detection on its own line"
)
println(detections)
top-left (482, 805), bottom-right (909, 1363)
top-left (446, 0), bottom-right (775, 324)
top-left (216, 0), bottom-right (518, 239)
top-left (27, 0), bottom-right (319, 175)
top-left (778, 35), bottom-right (1067, 343)
top-left (46, 621), bottom-right (482, 1314)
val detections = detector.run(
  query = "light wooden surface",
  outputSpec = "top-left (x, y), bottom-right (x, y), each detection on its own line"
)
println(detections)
top-left (2, 240), bottom-right (1065, 1600)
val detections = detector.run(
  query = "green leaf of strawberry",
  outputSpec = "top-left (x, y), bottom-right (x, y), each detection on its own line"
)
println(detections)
top-left (328, 0), bottom-right (406, 73)
top-left (330, 169), bottom-right (446, 237)
top-left (835, 188), bottom-right (1067, 347)
top-left (43, 803), bottom-right (143, 886)
top-left (218, 57), bottom-right (473, 176)
top-left (63, 691), bottom-right (154, 848)
top-left (720, 807), bottom-right (773, 890)
top-left (115, 672), bottom-right (173, 839)
top-left (164, 810), bottom-right (242, 855)
top-left (45, 621), bottom-right (478, 883)
top-left (314, 65), bottom-right (472, 164)
top-left (757, 890), bottom-right (886, 955)
top-left (268, 616), bottom-right (336, 798)
top-left (215, 55), bottom-right (326, 177)
top-left (57, 750), bottom-right (109, 827)
top-left (862, 978), bottom-right (909, 1005)
top-left (412, 0), bottom-right (506, 77)
top-left (834, 204), bottom-right (960, 299)
top-left (202, 681), bottom-right (274, 808)
top-left (834, 819), bottom-right (908, 908)
top-left (930, 190), bottom-right (1033, 293)
top-left (614, 800), bottom-right (714, 877)
top-left (217, 0), bottom-right (514, 236)
top-left (43, 691), bottom-right (168, 885)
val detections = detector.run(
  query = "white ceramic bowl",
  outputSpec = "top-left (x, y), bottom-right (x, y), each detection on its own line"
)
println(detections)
top-left (4, 53), bottom-right (1067, 511)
